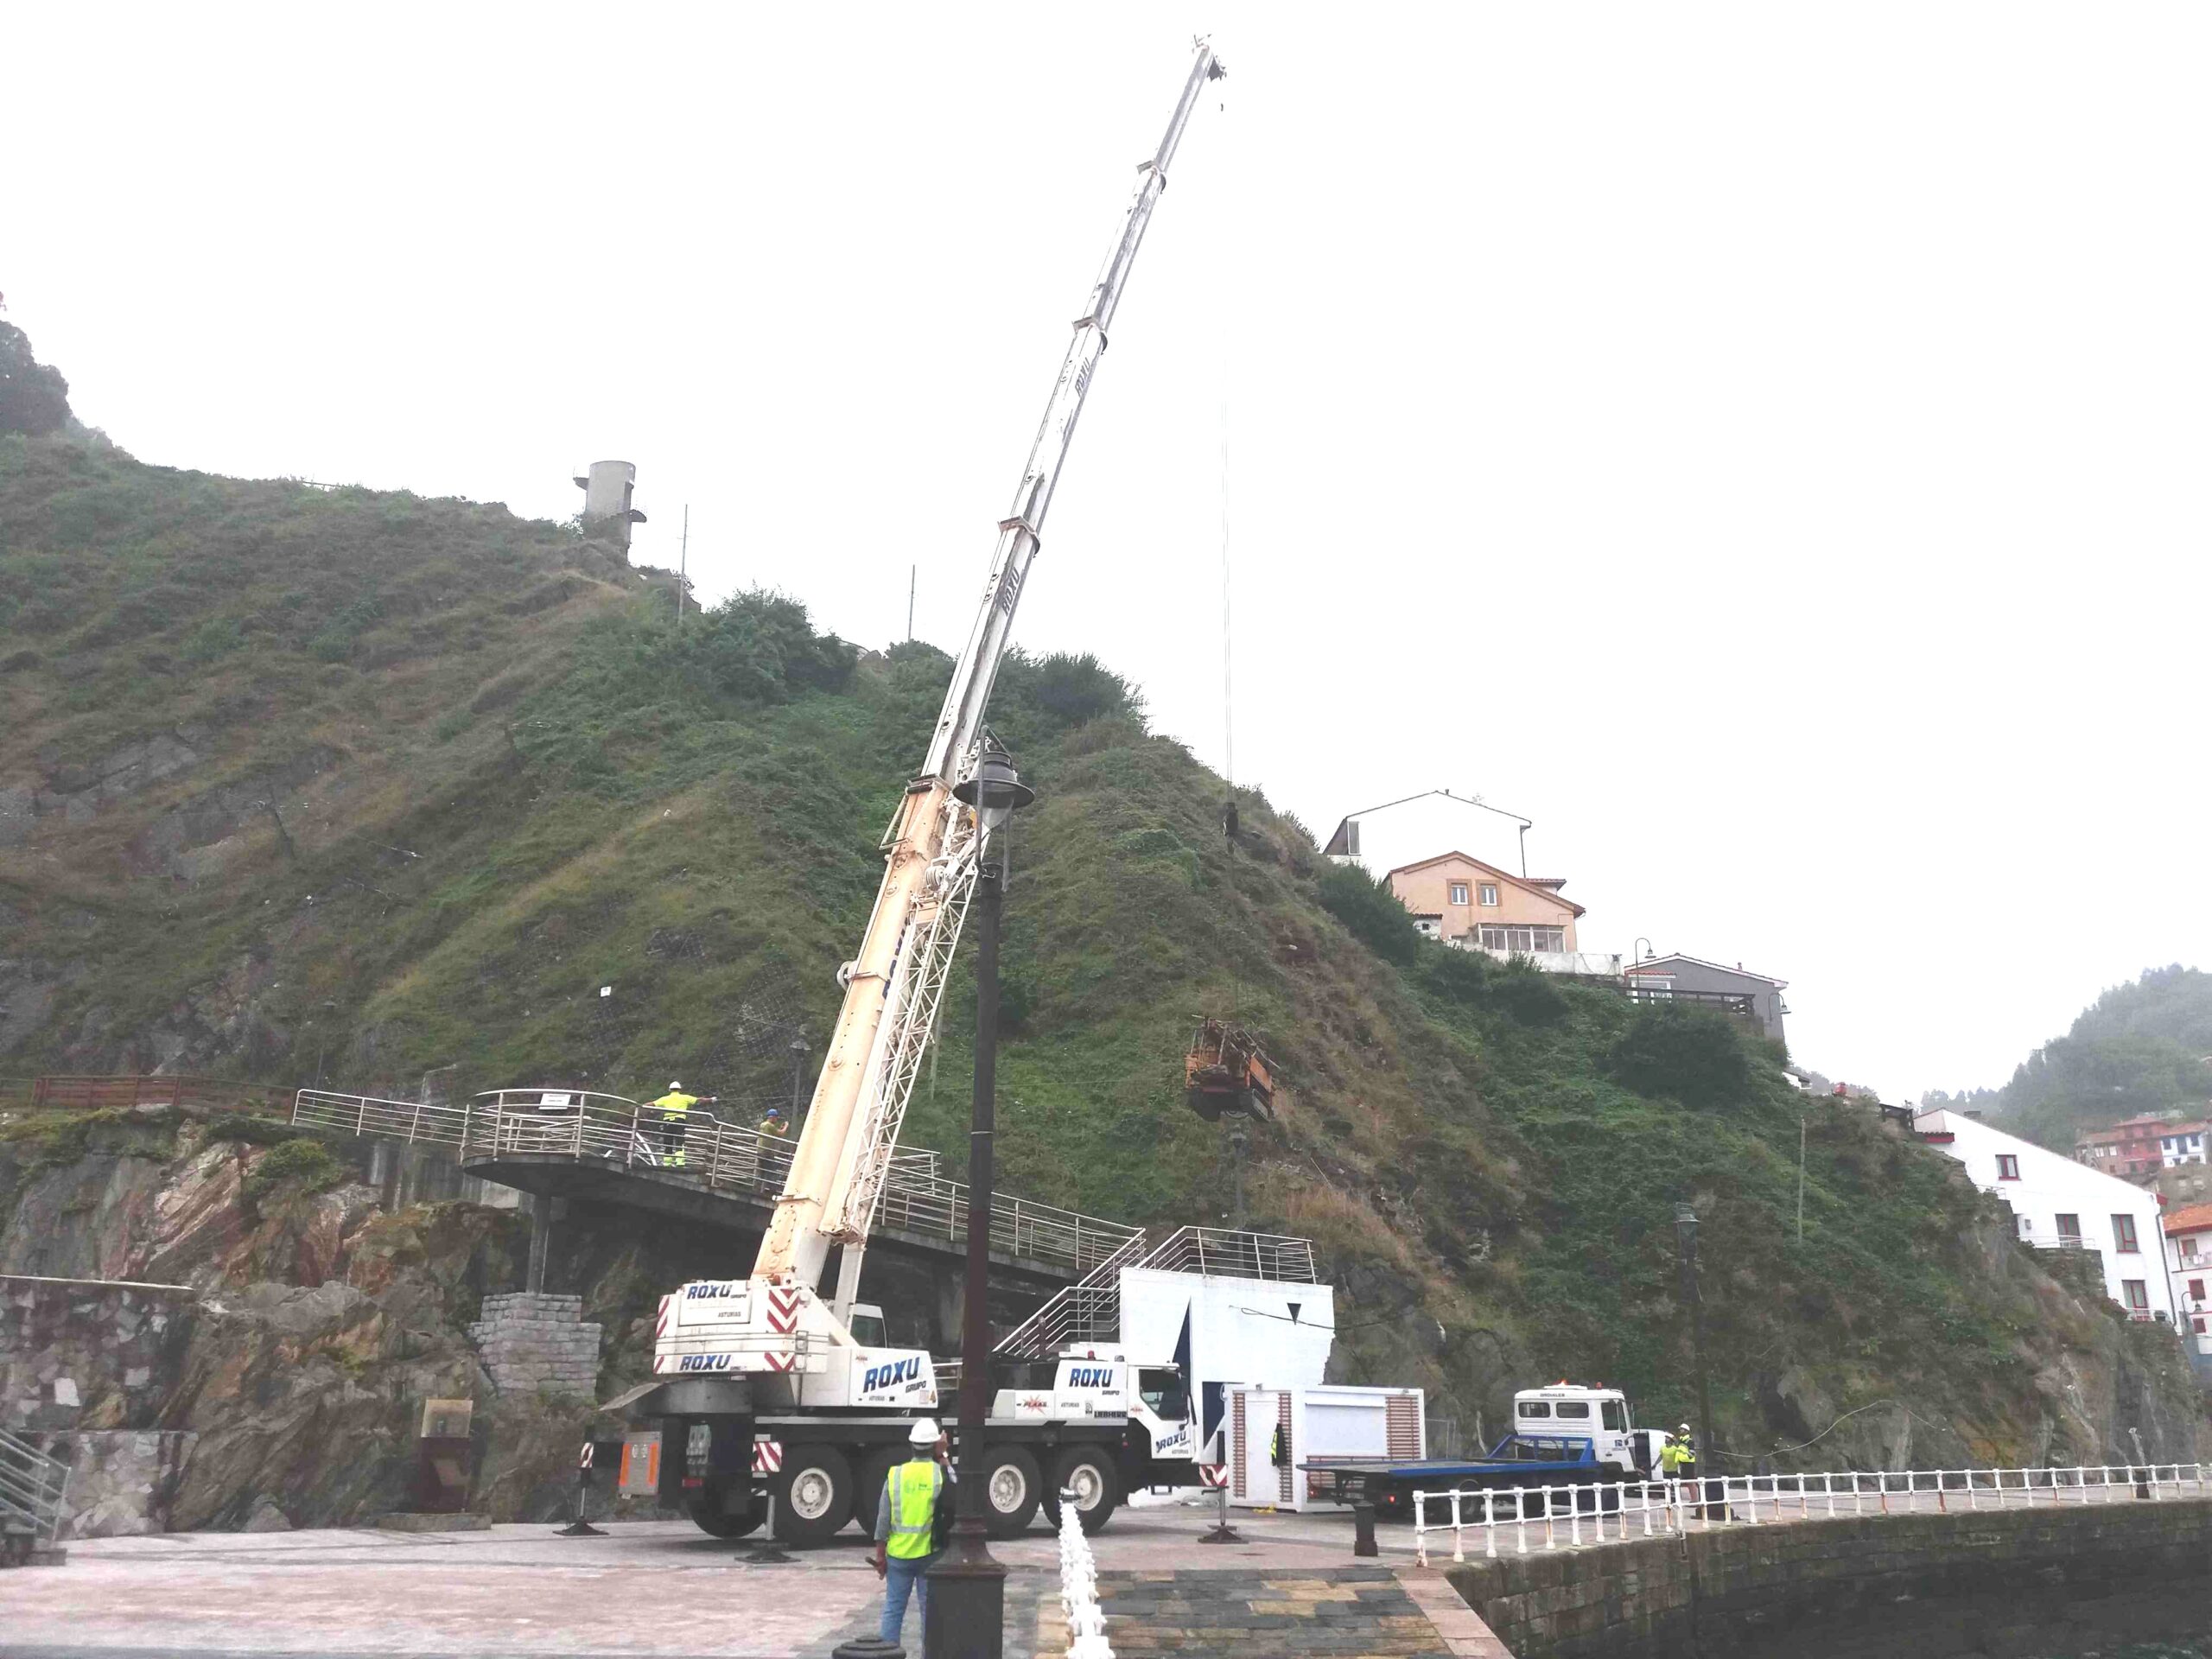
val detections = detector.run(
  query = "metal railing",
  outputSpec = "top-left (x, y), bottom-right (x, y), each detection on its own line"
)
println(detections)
top-left (26, 1074), bottom-right (276, 1114)
top-left (995, 1230), bottom-right (1153, 1357)
top-left (1620, 988), bottom-right (1761, 1019)
top-left (292, 1088), bottom-right (1141, 1278)
top-left (1141, 1226), bottom-right (1319, 1282)
top-left (1413, 1462), bottom-right (2212, 1565)
top-left (0, 1428), bottom-right (72, 1555)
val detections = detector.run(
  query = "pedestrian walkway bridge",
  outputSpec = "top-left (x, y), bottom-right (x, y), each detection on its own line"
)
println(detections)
top-left (290, 1087), bottom-right (1138, 1285)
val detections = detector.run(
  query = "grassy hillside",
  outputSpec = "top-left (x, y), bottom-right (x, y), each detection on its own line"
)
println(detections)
top-left (1929, 967), bottom-right (2212, 1153)
top-left (3, 430), bottom-right (2204, 1465)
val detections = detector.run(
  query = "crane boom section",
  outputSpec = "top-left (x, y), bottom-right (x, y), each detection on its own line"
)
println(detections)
top-left (754, 41), bottom-right (1225, 1294)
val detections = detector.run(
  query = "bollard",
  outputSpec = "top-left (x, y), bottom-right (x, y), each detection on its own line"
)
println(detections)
top-left (1351, 1498), bottom-right (1378, 1558)
top-left (556, 1441), bottom-right (607, 1538)
top-left (831, 1642), bottom-right (906, 1659)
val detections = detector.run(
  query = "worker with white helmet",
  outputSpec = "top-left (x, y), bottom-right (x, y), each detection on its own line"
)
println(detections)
top-left (645, 1080), bottom-right (715, 1168)
top-left (871, 1417), bottom-right (950, 1645)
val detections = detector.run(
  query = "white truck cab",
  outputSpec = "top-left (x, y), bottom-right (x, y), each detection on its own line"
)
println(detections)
top-left (1510, 1383), bottom-right (1657, 1477)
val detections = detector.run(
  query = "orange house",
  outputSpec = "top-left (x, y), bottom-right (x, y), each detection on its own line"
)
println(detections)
top-left (1385, 852), bottom-right (1583, 953)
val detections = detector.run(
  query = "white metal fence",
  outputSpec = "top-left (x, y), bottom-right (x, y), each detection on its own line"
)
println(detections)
top-left (1413, 1462), bottom-right (2212, 1565)
top-left (1058, 1485), bottom-right (1115, 1659)
top-left (290, 1088), bottom-right (1141, 1276)
top-left (0, 1427), bottom-right (72, 1555)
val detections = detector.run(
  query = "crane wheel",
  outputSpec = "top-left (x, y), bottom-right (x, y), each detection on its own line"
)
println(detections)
top-left (1044, 1446), bottom-right (1121, 1535)
top-left (772, 1444), bottom-right (853, 1543)
top-left (683, 1491), bottom-right (763, 1539)
top-left (980, 1445), bottom-right (1042, 1537)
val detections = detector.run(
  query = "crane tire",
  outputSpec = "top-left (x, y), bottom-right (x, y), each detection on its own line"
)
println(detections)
top-left (1045, 1446), bottom-right (1121, 1535)
top-left (980, 1445), bottom-right (1043, 1537)
top-left (772, 1444), bottom-right (853, 1544)
top-left (683, 1488), bottom-right (763, 1539)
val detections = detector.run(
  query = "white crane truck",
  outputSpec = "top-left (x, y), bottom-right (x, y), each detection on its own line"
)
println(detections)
top-left (629, 41), bottom-right (1230, 1545)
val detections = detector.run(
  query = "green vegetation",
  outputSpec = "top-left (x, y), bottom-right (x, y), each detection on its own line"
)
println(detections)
top-left (240, 1138), bottom-right (345, 1211)
top-left (0, 321), bottom-right (72, 436)
top-left (1929, 965), bottom-right (2212, 1151)
top-left (0, 430), bottom-right (2190, 1457)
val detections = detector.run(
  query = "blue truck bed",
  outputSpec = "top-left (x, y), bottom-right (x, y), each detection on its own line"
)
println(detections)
top-left (1303, 1435), bottom-right (1643, 1522)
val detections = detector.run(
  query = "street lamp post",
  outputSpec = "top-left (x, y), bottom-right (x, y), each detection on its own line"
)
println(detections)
top-left (928, 745), bottom-right (1035, 1659)
top-left (1674, 1205), bottom-right (1719, 1520)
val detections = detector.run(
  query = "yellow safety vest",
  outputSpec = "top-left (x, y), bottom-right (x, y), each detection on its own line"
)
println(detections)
top-left (652, 1091), bottom-right (697, 1117)
top-left (886, 1459), bottom-right (941, 1560)
top-left (1661, 1440), bottom-right (1684, 1473)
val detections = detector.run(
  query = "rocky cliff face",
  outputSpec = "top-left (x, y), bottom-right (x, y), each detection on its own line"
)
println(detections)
top-left (4, 1103), bottom-right (2205, 1535)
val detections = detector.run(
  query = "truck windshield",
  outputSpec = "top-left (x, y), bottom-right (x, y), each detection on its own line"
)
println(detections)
top-left (1602, 1401), bottom-right (1626, 1431)
top-left (849, 1311), bottom-right (887, 1346)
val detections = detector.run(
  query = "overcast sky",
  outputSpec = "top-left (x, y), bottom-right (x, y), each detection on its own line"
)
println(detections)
top-left (8, 4), bottom-right (2207, 1101)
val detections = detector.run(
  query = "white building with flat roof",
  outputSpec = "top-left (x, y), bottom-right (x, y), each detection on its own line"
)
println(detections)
top-left (1915, 1109), bottom-right (2178, 1325)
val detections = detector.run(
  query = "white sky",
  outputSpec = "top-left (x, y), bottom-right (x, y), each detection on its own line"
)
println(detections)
top-left (7, 3), bottom-right (2207, 1101)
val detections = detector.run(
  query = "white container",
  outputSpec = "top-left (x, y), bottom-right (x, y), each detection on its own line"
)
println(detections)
top-left (1226, 1382), bottom-right (1425, 1512)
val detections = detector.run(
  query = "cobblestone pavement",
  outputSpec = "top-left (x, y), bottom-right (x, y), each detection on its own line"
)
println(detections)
top-left (0, 1503), bottom-right (1478, 1658)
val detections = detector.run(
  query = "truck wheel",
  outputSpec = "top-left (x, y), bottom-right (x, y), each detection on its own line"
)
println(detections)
top-left (772, 1445), bottom-right (853, 1544)
top-left (851, 1449), bottom-right (900, 1535)
top-left (980, 1445), bottom-right (1043, 1538)
top-left (1046, 1446), bottom-right (1121, 1535)
top-left (683, 1493), bottom-right (763, 1539)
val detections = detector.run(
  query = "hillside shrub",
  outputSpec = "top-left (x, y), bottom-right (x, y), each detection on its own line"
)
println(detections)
top-left (1606, 1004), bottom-right (1754, 1109)
top-left (241, 1138), bottom-right (344, 1211)
top-left (1316, 863), bottom-right (1421, 966)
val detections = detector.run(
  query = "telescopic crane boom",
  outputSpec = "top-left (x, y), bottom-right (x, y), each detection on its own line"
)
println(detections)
top-left (755, 41), bottom-right (1226, 1308)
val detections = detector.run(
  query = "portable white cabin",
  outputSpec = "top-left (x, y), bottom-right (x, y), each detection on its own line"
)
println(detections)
top-left (1225, 1382), bottom-right (1425, 1512)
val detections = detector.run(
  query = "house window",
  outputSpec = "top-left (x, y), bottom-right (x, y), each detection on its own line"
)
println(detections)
top-left (2183, 1236), bottom-right (2202, 1262)
top-left (1995, 1154), bottom-right (2020, 1180)
top-left (1478, 884), bottom-right (1500, 906)
top-left (2190, 1279), bottom-right (2206, 1303)
top-left (1448, 882), bottom-right (1470, 906)
top-left (2195, 1317), bottom-right (2207, 1335)
top-left (2122, 1280), bottom-right (2150, 1314)
top-left (2056, 1213), bottom-right (2082, 1245)
top-left (2017, 1216), bottom-right (2033, 1238)
top-left (1478, 925), bottom-right (1567, 954)
top-left (2112, 1214), bottom-right (2139, 1254)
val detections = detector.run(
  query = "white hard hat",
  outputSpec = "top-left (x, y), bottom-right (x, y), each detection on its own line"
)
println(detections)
top-left (670, 1081), bottom-right (682, 1090)
top-left (1678, 1423), bottom-right (1692, 1433)
top-left (908, 1418), bottom-right (940, 1446)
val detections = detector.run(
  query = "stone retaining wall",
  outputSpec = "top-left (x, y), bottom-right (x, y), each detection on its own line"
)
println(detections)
top-left (1448, 1498), bottom-right (2212, 1659)
top-left (2, 1274), bottom-right (196, 1433)
top-left (467, 1292), bottom-right (601, 1397)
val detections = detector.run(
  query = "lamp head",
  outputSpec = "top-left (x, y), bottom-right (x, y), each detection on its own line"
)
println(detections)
top-left (953, 745), bottom-right (1035, 833)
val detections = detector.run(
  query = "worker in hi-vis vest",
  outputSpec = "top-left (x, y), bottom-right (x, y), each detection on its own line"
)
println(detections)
top-left (646, 1081), bottom-right (715, 1168)
top-left (872, 1418), bottom-right (950, 1645)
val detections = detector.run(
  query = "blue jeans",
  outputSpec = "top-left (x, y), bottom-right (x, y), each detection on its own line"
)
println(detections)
top-left (880, 1552), bottom-right (937, 1644)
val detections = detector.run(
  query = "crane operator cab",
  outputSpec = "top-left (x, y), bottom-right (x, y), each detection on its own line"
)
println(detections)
top-left (1185, 1018), bottom-right (1275, 1122)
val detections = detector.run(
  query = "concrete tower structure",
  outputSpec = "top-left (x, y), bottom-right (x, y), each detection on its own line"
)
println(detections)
top-left (573, 460), bottom-right (647, 550)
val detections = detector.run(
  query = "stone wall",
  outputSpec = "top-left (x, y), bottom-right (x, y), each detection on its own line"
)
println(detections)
top-left (1448, 1498), bottom-right (2212, 1659)
top-left (468, 1292), bottom-right (601, 1397)
top-left (2, 1274), bottom-right (196, 1433)
top-left (2, 1274), bottom-right (203, 1536)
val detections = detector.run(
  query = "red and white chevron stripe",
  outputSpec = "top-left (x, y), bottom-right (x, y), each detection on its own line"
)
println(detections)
top-left (766, 1285), bottom-right (802, 1335)
top-left (751, 1440), bottom-right (784, 1476)
top-left (762, 1351), bottom-right (798, 1373)
top-left (654, 1298), bottom-right (671, 1338)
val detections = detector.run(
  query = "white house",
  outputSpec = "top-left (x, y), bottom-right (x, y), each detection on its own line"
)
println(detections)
top-left (2164, 1203), bottom-right (2212, 1361)
top-left (1323, 790), bottom-right (1535, 883)
top-left (2159, 1122), bottom-right (2209, 1167)
top-left (1914, 1109), bottom-right (2179, 1325)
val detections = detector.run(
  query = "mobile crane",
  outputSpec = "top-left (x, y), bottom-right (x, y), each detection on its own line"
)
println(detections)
top-left (634, 41), bottom-right (1228, 1544)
